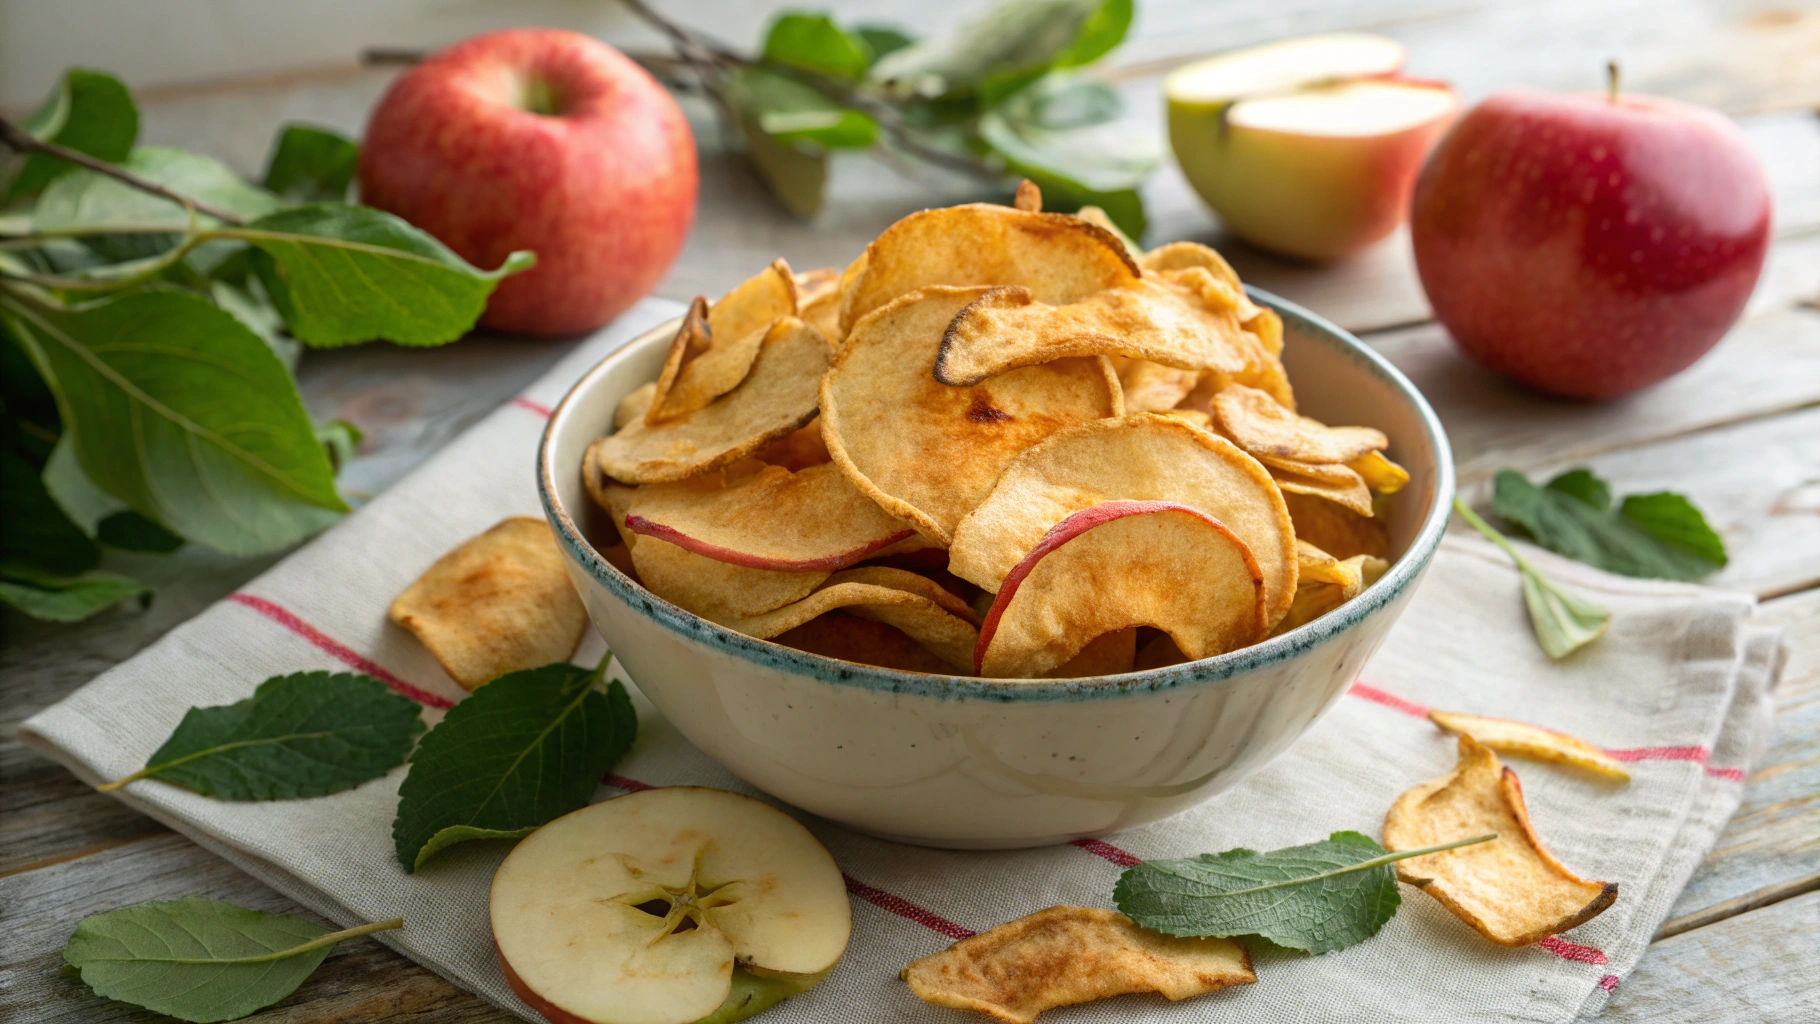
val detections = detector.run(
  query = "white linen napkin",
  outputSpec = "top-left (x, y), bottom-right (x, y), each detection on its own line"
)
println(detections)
top-left (22, 300), bottom-right (1783, 1023)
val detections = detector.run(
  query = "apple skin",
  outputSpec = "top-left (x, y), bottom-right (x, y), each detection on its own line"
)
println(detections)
top-left (1410, 88), bottom-right (1771, 399)
top-left (360, 29), bottom-right (697, 336)
top-left (621, 512), bottom-right (913, 572)
top-left (1169, 82), bottom-right (1458, 261)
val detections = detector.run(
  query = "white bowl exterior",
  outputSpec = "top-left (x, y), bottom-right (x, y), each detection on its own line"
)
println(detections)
top-left (542, 293), bottom-right (1450, 848)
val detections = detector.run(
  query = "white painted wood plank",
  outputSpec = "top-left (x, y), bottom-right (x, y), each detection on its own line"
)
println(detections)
top-left (1596, 890), bottom-right (1820, 1022)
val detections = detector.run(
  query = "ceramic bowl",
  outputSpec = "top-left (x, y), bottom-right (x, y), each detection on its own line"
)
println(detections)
top-left (538, 289), bottom-right (1453, 849)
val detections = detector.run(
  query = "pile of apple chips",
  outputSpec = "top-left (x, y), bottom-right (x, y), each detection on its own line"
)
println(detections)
top-left (585, 184), bottom-right (1406, 679)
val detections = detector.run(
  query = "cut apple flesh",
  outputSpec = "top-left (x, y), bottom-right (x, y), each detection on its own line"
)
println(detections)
top-left (1229, 80), bottom-right (1462, 137)
top-left (1163, 32), bottom-right (1405, 107)
top-left (491, 787), bottom-right (851, 1024)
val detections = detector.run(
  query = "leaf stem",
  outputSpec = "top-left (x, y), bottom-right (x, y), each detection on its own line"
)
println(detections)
top-left (82, 917), bottom-right (403, 965)
top-left (587, 649), bottom-right (615, 688)
top-left (1169, 834), bottom-right (1498, 899)
top-left (1453, 498), bottom-right (1535, 572)
top-left (98, 730), bottom-right (342, 791)
top-left (0, 117), bottom-right (249, 226)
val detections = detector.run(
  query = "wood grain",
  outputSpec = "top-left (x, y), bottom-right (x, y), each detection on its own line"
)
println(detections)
top-left (0, 834), bottom-right (510, 1023)
top-left (1599, 891), bottom-right (1820, 1022)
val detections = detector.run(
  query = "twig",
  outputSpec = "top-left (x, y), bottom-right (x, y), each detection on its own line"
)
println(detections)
top-left (0, 118), bottom-right (248, 226)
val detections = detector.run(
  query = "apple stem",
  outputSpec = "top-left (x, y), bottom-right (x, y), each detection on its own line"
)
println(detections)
top-left (1606, 61), bottom-right (1620, 103)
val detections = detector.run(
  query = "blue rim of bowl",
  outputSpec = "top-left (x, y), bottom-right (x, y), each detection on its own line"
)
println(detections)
top-left (539, 286), bottom-right (1455, 703)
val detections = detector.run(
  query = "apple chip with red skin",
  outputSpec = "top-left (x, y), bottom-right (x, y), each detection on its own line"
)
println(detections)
top-left (839, 203), bottom-right (1139, 333)
top-left (820, 286), bottom-right (1123, 546)
top-left (948, 414), bottom-right (1297, 627)
top-left (1385, 736), bottom-right (1619, 947)
top-left (648, 260), bottom-right (798, 423)
top-left (901, 905), bottom-right (1254, 1024)
top-left (623, 462), bottom-right (914, 572)
top-left (728, 566), bottom-right (979, 671)
top-left (975, 501), bottom-right (1267, 678)
top-left (935, 277), bottom-right (1251, 387)
top-left (1213, 383), bottom-right (1387, 464)
top-left (593, 316), bottom-right (829, 484)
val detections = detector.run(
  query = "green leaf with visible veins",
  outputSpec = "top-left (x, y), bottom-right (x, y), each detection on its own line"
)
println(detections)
top-left (1493, 469), bottom-right (1726, 581)
top-left (64, 896), bottom-right (400, 1023)
top-left (34, 146), bottom-right (282, 243)
top-left (4, 68), bottom-right (138, 200)
top-left (0, 289), bottom-right (346, 556)
top-left (869, 0), bottom-right (1129, 99)
top-left (239, 203), bottom-right (534, 348)
top-left (392, 658), bottom-right (636, 871)
top-left (0, 566), bottom-right (145, 622)
top-left (1114, 831), bottom-right (1494, 954)
top-left (260, 124), bottom-right (359, 202)
top-left (101, 672), bottom-right (424, 799)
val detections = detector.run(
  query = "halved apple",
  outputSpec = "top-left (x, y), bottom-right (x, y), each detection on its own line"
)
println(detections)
top-left (491, 787), bottom-right (851, 1024)
top-left (1166, 34), bottom-right (1459, 261)
top-left (975, 500), bottom-right (1266, 678)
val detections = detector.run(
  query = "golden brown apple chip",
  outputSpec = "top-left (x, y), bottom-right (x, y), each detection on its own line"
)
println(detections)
top-left (947, 415), bottom-right (1296, 628)
top-left (1213, 384), bottom-right (1387, 464)
top-left (839, 203), bottom-right (1139, 333)
top-left (975, 501), bottom-right (1266, 678)
top-left (389, 517), bottom-right (586, 690)
top-left (1119, 359), bottom-right (1202, 413)
top-left (901, 906), bottom-right (1255, 1024)
top-left (1271, 542), bottom-right (1387, 635)
top-left (593, 316), bottom-right (830, 484)
top-left (1350, 449), bottom-right (1410, 494)
top-left (753, 418), bottom-right (831, 471)
top-left (774, 612), bottom-right (956, 674)
top-left (935, 279), bottom-right (1251, 388)
top-left (1048, 627), bottom-right (1138, 678)
top-left (820, 286), bottom-right (1122, 546)
top-left (796, 267), bottom-right (843, 344)
top-left (1385, 736), bottom-right (1619, 946)
top-left (649, 260), bottom-right (799, 423)
top-left (1013, 178), bottom-right (1043, 212)
top-left (623, 462), bottom-right (915, 572)
top-left (1142, 241), bottom-right (1264, 324)
top-left (1283, 490), bottom-right (1390, 560)
top-left (1428, 711), bottom-right (1631, 781)
top-left (728, 567), bottom-right (979, 671)
top-left (614, 381), bottom-right (658, 430)
top-left (1264, 457), bottom-right (1374, 517)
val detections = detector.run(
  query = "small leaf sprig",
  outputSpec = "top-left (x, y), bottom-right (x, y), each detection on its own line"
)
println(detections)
top-left (613, 0), bottom-right (1158, 231)
top-left (1114, 831), bottom-right (1495, 954)
top-left (1491, 468), bottom-right (1727, 581)
top-left (1454, 497), bottom-right (1611, 659)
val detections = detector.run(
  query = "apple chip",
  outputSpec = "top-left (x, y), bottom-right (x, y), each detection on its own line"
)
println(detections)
top-left (1213, 384), bottom-right (1387, 464)
top-left (1119, 359), bottom-right (1202, 413)
top-left (1267, 459), bottom-right (1374, 517)
top-left (1013, 178), bottom-right (1042, 212)
top-left (1385, 736), bottom-right (1619, 946)
top-left (753, 418), bottom-right (831, 470)
top-left (840, 203), bottom-right (1140, 333)
top-left (901, 905), bottom-right (1254, 1024)
top-left (976, 501), bottom-right (1267, 678)
top-left (1428, 710), bottom-right (1631, 781)
top-left (775, 612), bottom-right (956, 674)
top-left (1283, 490), bottom-right (1390, 560)
top-left (728, 567), bottom-right (979, 671)
top-left (1049, 627), bottom-right (1138, 678)
top-left (935, 278), bottom-right (1252, 387)
top-left (1141, 240), bottom-right (1263, 324)
top-left (1272, 542), bottom-right (1388, 634)
top-left (615, 380), bottom-right (657, 430)
top-left (1350, 449), bottom-right (1410, 494)
top-left (389, 517), bottom-right (587, 690)
top-left (821, 286), bottom-right (1123, 545)
top-left (797, 267), bottom-right (842, 344)
top-left (648, 260), bottom-right (799, 423)
top-left (948, 415), bottom-right (1297, 627)
top-left (623, 462), bottom-right (914, 572)
top-left (594, 316), bottom-right (830, 484)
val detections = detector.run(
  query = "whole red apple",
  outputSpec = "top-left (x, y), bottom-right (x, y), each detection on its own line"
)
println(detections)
top-left (360, 29), bottom-right (697, 336)
top-left (1410, 86), bottom-right (1770, 399)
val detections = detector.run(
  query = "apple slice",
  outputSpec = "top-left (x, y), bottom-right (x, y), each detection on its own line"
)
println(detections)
top-left (1166, 34), bottom-right (1458, 261)
top-left (491, 787), bottom-right (851, 1024)
top-left (975, 500), bottom-right (1266, 678)
top-left (623, 462), bottom-right (915, 572)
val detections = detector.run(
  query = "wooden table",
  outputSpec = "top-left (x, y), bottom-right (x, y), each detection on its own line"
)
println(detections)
top-left (4, 1), bottom-right (1817, 1020)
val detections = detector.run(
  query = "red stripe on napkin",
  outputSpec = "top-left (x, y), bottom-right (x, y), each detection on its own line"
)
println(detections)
top-left (843, 874), bottom-right (976, 939)
top-left (511, 397), bottom-right (553, 417)
top-left (1537, 936), bottom-right (1608, 965)
top-left (1600, 975), bottom-right (1621, 992)
top-left (1071, 837), bottom-right (1143, 867)
top-left (226, 593), bottom-right (456, 709)
top-left (1348, 682), bottom-right (1434, 718)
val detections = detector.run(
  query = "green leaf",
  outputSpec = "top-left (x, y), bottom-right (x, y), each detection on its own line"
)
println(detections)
top-left (210, 277), bottom-right (300, 371)
top-left (977, 107), bottom-right (1155, 238)
top-left (855, 26), bottom-right (916, 63)
top-left (0, 289), bottom-right (347, 556)
top-left (4, 69), bottom-right (139, 200)
top-left (737, 111), bottom-right (830, 218)
top-left (735, 68), bottom-right (879, 150)
top-left (1454, 497), bottom-right (1611, 659)
top-left (64, 897), bottom-right (401, 1023)
top-left (315, 418), bottom-right (363, 473)
top-left (999, 72), bottom-right (1123, 129)
top-left (1492, 469), bottom-right (1726, 580)
top-left (869, 0), bottom-right (1128, 99)
top-left (42, 436), bottom-right (126, 533)
top-left (260, 124), bottom-right (359, 202)
top-left (0, 566), bottom-right (145, 622)
top-left (99, 672), bottom-right (422, 799)
top-left (238, 204), bottom-right (534, 347)
top-left (1113, 831), bottom-right (1495, 954)
top-left (392, 657), bottom-right (636, 871)
top-left (0, 447), bottom-right (99, 575)
top-left (35, 146), bottom-right (283, 238)
top-left (763, 13), bottom-right (873, 81)
top-left (97, 510), bottom-right (184, 552)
